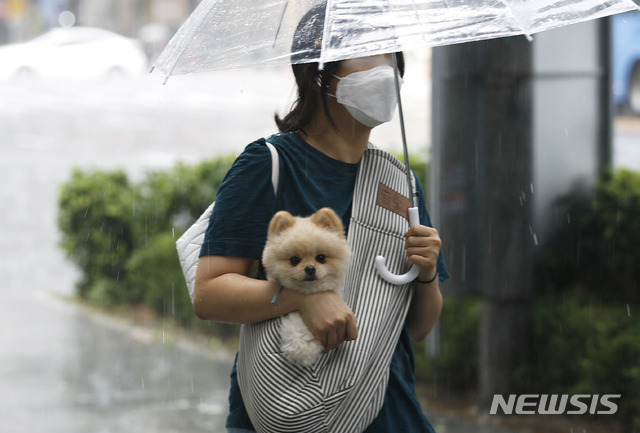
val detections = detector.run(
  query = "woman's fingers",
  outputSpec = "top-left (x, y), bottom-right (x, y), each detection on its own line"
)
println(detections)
top-left (325, 328), bottom-right (339, 352)
top-left (297, 291), bottom-right (358, 351)
top-left (405, 225), bottom-right (442, 270)
top-left (345, 315), bottom-right (359, 341)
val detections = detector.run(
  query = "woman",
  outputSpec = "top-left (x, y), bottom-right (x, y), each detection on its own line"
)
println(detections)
top-left (194, 4), bottom-right (448, 432)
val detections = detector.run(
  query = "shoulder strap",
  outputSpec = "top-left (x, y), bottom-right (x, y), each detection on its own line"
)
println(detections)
top-left (265, 140), bottom-right (279, 195)
top-left (367, 143), bottom-right (417, 195)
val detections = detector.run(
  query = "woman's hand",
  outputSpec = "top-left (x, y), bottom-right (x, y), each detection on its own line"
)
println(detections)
top-left (405, 224), bottom-right (442, 281)
top-left (284, 290), bottom-right (358, 352)
top-left (404, 224), bottom-right (444, 341)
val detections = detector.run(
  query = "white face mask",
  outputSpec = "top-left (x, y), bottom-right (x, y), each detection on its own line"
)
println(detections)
top-left (332, 65), bottom-right (401, 128)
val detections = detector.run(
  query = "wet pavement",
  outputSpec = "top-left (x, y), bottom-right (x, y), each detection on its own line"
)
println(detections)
top-left (0, 289), bottom-right (231, 433)
top-left (0, 63), bottom-right (638, 432)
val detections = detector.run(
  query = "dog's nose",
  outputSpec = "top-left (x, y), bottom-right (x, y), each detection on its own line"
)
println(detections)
top-left (304, 265), bottom-right (316, 276)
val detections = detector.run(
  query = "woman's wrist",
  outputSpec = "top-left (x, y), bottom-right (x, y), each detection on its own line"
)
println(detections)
top-left (275, 286), bottom-right (302, 317)
top-left (416, 268), bottom-right (438, 285)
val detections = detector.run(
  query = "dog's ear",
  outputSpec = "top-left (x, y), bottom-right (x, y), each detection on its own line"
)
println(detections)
top-left (268, 211), bottom-right (296, 236)
top-left (310, 208), bottom-right (344, 234)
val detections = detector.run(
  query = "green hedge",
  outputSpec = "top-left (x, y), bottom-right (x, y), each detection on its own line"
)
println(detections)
top-left (414, 298), bottom-right (639, 430)
top-left (530, 296), bottom-right (639, 430)
top-left (414, 296), bottom-right (481, 399)
top-left (530, 168), bottom-right (640, 430)
top-left (58, 169), bottom-right (136, 302)
top-left (537, 168), bottom-right (640, 303)
top-left (125, 233), bottom-right (193, 326)
top-left (58, 156), bottom-right (235, 328)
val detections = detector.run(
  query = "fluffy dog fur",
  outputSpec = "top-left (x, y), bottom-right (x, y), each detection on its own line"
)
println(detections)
top-left (262, 207), bottom-right (352, 367)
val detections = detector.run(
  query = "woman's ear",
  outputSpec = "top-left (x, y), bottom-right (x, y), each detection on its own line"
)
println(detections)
top-left (302, 63), bottom-right (321, 91)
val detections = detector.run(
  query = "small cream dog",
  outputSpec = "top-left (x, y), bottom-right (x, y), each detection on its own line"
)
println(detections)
top-left (262, 207), bottom-right (352, 367)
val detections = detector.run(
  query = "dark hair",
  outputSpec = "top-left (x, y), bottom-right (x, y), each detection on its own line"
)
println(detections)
top-left (275, 3), bottom-right (405, 134)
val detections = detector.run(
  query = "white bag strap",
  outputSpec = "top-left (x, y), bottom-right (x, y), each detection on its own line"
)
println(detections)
top-left (176, 140), bottom-right (279, 301)
top-left (265, 140), bottom-right (279, 193)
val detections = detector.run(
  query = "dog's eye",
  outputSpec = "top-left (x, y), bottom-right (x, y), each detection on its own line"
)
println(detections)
top-left (290, 256), bottom-right (301, 266)
top-left (316, 254), bottom-right (326, 264)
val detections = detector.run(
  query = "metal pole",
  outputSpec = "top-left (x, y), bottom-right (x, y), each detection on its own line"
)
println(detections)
top-left (392, 52), bottom-right (416, 208)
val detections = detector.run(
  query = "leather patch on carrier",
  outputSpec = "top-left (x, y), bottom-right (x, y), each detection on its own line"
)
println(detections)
top-left (376, 183), bottom-right (411, 219)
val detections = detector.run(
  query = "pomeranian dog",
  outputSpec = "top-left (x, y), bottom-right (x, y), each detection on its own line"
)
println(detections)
top-left (262, 207), bottom-right (352, 367)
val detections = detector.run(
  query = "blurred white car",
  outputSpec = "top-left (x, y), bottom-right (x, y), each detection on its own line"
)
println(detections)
top-left (0, 26), bottom-right (149, 81)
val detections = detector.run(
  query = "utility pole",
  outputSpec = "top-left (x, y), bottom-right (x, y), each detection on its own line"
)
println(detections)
top-left (432, 36), bottom-right (535, 409)
top-left (432, 18), bottom-right (612, 411)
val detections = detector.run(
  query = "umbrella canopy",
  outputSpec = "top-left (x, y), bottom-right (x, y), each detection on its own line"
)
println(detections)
top-left (154, 0), bottom-right (639, 78)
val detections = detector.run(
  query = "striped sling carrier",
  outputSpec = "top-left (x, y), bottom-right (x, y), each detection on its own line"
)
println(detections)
top-left (237, 146), bottom-right (417, 433)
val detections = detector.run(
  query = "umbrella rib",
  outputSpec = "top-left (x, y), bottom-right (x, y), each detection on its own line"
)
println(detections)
top-left (157, 0), bottom-right (218, 82)
top-left (272, 0), bottom-right (290, 49)
top-left (499, 0), bottom-right (534, 41)
top-left (318, 0), bottom-right (333, 69)
top-left (410, 0), bottom-right (428, 44)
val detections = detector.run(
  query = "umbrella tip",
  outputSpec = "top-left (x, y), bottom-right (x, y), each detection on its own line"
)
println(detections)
top-left (148, 64), bottom-right (170, 85)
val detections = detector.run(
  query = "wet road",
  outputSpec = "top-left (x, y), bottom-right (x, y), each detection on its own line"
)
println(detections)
top-left (0, 60), bottom-right (637, 432)
top-left (0, 289), bottom-right (232, 433)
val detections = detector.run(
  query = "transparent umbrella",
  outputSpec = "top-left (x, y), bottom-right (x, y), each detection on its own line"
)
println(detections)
top-left (153, 0), bottom-right (639, 77)
top-left (154, 0), bottom-right (639, 284)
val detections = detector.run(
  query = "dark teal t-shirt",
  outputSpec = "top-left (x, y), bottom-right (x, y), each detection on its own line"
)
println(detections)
top-left (201, 132), bottom-right (448, 432)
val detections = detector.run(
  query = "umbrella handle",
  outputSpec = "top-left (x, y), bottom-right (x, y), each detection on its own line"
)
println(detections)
top-left (375, 207), bottom-right (421, 285)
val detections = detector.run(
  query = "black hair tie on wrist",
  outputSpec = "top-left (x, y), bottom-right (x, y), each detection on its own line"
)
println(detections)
top-left (416, 271), bottom-right (438, 285)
